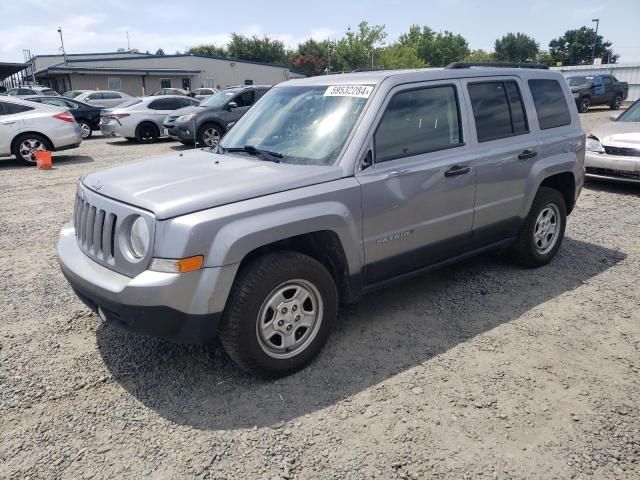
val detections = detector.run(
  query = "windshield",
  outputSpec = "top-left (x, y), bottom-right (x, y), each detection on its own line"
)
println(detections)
top-left (567, 76), bottom-right (592, 86)
top-left (616, 100), bottom-right (640, 122)
top-left (200, 90), bottom-right (237, 108)
top-left (219, 85), bottom-right (372, 165)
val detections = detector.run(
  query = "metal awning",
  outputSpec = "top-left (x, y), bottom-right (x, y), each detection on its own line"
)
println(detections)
top-left (0, 62), bottom-right (28, 80)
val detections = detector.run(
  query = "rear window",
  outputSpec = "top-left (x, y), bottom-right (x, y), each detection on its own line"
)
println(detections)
top-left (468, 81), bottom-right (528, 142)
top-left (102, 92), bottom-right (121, 99)
top-left (118, 98), bottom-right (143, 109)
top-left (528, 79), bottom-right (571, 130)
top-left (0, 101), bottom-right (34, 115)
top-left (43, 89), bottom-right (57, 96)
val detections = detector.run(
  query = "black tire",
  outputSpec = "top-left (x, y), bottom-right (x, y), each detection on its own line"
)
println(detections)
top-left (610, 94), bottom-right (622, 110)
top-left (219, 251), bottom-right (338, 378)
top-left (11, 133), bottom-right (52, 166)
top-left (135, 122), bottom-right (159, 143)
top-left (77, 120), bottom-right (93, 139)
top-left (511, 187), bottom-right (567, 268)
top-left (196, 123), bottom-right (222, 147)
top-left (578, 96), bottom-right (591, 113)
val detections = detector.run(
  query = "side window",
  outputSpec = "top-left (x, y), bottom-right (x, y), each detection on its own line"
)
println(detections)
top-left (374, 85), bottom-right (462, 164)
top-left (22, 89), bottom-right (36, 95)
top-left (43, 89), bottom-right (57, 96)
top-left (102, 92), bottom-right (121, 99)
top-left (528, 79), bottom-right (571, 130)
top-left (148, 98), bottom-right (178, 110)
top-left (235, 90), bottom-right (255, 107)
top-left (43, 98), bottom-right (68, 108)
top-left (64, 100), bottom-right (79, 109)
top-left (87, 93), bottom-right (102, 100)
top-left (468, 81), bottom-right (529, 142)
top-left (603, 76), bottom-right (612, 86)
top-left (1, 102), bottom-right (34, 114)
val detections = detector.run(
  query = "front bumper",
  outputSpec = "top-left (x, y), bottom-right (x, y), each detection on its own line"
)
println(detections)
top-left (57, 223), bottom-right (224, 343)
top-left (585, 151), bottom-right (640, 183)
top-left (166, 121), bottom-right (197, 141)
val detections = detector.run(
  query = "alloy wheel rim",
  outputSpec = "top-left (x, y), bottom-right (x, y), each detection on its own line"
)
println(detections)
top-left (533, 203), bottom-right (560, 255)
top-left (203, 128), bottom-right (220, 147)
top-left (581, 99), bottom-right (590, 112)
top-left (256, 279), bottom-right (323, 359)
top-left (80, 123), bottom-right (91, 138)
top-left (19, 139), bottom-right (45, 163)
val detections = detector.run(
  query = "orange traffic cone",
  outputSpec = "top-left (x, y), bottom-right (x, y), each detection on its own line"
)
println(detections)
top-left (35, 151), bottom-right (52, 170)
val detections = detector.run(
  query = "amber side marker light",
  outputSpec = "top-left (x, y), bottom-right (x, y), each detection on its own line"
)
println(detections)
top-left (149, 255), bottom-right (204, 273)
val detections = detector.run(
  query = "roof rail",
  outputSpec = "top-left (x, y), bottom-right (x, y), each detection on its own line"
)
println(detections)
top-left (445, 62), bottom-right (549, 70)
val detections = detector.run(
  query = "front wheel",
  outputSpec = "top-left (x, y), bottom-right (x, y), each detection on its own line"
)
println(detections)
top-left (578, 96), bottom-right (590, 113)
top-left (219, 251), bottom-right (338, 378)
top-left (610, 95), bottom-right (622, 110)
top-left (511, 187), bottom-right (567, 268)
top-left (197, 123), bottom-right (222, 147)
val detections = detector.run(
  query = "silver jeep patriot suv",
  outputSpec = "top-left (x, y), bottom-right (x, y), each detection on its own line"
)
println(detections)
top-left (58, 63), bottom-right (585, 377)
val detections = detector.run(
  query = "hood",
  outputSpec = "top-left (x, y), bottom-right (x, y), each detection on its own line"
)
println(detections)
top-left (170, 105), bottom-right (206, 117)
top-left (590, 121), bottom-right (640, 148)
top-left (82, 149), bottom-right (343, 219)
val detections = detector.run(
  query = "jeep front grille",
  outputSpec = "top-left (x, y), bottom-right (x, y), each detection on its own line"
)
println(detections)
top-left (74, 195), bottom-right (118, 260)
top-left (603, 145), bottom-right (640, 157)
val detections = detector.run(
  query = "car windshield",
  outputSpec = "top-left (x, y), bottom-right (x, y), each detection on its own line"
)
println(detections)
top-left (219, 85), bottom-right (372, 165)
top-left (199, 90), bottom-right (237, 108)
top-left (616, 100), bottom-right (640, 122)
top-left (567, 77), bottom-right (592, 86)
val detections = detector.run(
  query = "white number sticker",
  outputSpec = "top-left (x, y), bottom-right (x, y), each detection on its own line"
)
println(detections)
top-left (324, 85), bottom-right (373, 98)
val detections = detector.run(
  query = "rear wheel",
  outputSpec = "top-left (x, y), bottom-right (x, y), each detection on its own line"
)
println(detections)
top-left (610, 94), bottom-right (622, 110)
top-left (219, 251), bottom-right (338, 378)
top-left (135, 122), bottom-right (159, 143)
top-left (578, 96), bottom-right (590, 113)
top-left (197, 123), bottom-right (222, 147)
top-left (511, 187), bottom-right (567, 268)
top-left (78, 121), bottom-right (92, 139)
top-left (11, 133), bottom-right (52, 166)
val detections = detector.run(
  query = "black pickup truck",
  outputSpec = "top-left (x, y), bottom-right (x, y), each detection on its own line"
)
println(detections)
top-left (567, 74), bottom-right (629, 113)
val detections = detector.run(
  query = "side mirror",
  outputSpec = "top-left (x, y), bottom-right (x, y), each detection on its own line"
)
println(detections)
top-left (227, 101), bottom-right (238, 110)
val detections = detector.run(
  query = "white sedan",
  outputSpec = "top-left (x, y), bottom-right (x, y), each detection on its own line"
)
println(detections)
top-left (0, 96), bottom-right (82, 165)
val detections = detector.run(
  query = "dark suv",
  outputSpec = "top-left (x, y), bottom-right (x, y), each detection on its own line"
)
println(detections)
top-left (163, 85), bottom-right (270, 146)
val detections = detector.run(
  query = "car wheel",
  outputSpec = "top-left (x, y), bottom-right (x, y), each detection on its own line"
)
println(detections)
top-left (578, 97), bottom-right (590, 113)
top-left (610, 95), bottom-right (622, 110)
top-left (11, 133), bottom-right (52, 166)
top-left (197, 123), bottom-right (221, 147)
top-left (511, 187), bottom-right (567, 268)
top-left (135, 123), bottom-right (159, 143)
top-left (78, 121), bottom-right (92, 139)
top-left (219, 251), bottom-right (338, 378)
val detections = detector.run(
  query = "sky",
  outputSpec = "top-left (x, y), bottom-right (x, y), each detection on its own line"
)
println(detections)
top-left (0, 0), bottom-right (638, 63)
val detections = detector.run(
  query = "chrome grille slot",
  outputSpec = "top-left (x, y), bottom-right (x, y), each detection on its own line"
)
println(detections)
top-left (72, 184), bottom-right (154, 277)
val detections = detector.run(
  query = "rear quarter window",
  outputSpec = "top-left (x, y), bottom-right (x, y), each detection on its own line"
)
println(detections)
top-left (528, 79), bottom-right (571, 130)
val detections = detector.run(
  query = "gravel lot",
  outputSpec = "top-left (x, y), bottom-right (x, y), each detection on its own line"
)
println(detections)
top-left (1, 108), bottom-right (639, 480)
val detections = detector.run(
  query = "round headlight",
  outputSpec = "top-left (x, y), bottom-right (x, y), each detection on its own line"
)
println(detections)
top-left (129, 217), bottom-right (149, 258)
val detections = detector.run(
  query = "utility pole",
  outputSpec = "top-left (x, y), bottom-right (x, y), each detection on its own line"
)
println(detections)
top-left (591, 18), bottom-right (600, 65)
top-left (57, 27), bottom-right (68, 64)
top-left (127, 31), bottom-right (130, 51)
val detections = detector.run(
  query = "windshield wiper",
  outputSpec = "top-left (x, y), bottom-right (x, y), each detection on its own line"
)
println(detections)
top-left (224, 145), bottom-right (282, 163)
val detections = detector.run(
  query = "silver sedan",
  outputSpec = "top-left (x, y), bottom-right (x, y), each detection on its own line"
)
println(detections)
top-left (99, 95), bottom-right (199, 143)
top-left (585, 99), bottom-right (640, 184)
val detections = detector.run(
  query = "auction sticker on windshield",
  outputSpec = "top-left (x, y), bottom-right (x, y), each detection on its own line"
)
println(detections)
top-left (324, 85), bottom-right (374, 98)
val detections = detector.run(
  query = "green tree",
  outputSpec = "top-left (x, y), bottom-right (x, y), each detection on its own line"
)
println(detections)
top-left (494, 33), bottom-right (539, 62)
top-left (463, 49), bottom-right (495, 62)
top-left (398, 25), bottom-right (469, 66)
top-left (549, 26), bottom-right (618, 65)
top-left (155, 48), bottom-right (165, 55)
top-left (537, 50), bottom-right (554, 65)
top-left (376, 44), bottom-right (426, 69)
top-left (333, 21), bottom-right (387, 71)
top-left (226, 33), bottom-right (288, 64)
top-left (188, 44), bottom-right (227, 57)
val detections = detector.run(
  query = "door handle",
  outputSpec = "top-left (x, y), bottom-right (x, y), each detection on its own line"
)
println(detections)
top-left (518, 149), bottom-right (538, 160)
top-left (0, 121), bottom-right (16, 125)
top-left (444, 165), bottom-right (471, 177)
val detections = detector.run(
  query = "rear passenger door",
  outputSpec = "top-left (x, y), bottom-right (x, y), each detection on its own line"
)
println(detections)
top-left (358, 81), bottom-right (477, 284)
top-left (461, 77), bottom-right (539, 247)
